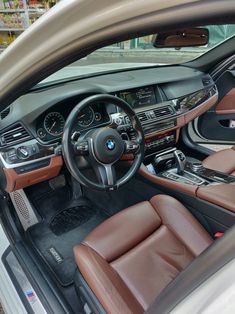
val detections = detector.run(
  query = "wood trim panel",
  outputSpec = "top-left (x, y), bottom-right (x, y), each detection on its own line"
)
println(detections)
top-left (4, 155), bottom-right (63, 192)
top-left (215, 88), bottom-right (235, 115)
top-left (143, 93), bottom-right (217, 141)
top-left (184, 93), bottom-right (218, 124)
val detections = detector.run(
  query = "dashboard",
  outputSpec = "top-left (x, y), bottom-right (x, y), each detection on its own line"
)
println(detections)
top-left (0, 65), bottom-right (218, 192)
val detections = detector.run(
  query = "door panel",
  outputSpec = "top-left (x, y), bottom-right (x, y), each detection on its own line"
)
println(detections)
top-left (215, 88), bottom-right (235, 114)
top-left (196, 70), bottom-right (235, 143)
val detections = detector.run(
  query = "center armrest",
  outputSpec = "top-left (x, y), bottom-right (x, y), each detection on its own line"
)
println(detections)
top-left (196, 183), bottom-right (235, 212)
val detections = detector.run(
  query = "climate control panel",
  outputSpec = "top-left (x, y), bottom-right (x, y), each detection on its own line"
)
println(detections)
top-left (145, 131), bottom-right (175, 154)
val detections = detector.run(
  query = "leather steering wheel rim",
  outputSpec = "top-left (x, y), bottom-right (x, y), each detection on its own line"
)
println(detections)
top-left (62, 94), bottom-right (145, 191)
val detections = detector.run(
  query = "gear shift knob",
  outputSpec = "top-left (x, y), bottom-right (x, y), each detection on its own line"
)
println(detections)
top-left (174, 150), bottom-right (186, 175)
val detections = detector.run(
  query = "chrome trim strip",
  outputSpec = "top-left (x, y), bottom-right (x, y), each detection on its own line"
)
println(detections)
top-left (145, 147), bottom-right (176, 158)
top-left (0, 153), bottom-right (55, 169)
top-left (1, 125), bottom-right (24, 135)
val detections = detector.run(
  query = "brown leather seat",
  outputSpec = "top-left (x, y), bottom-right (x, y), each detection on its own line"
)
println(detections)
top-left (74, 195), bottom-right (213, 313)
top-left (202, 146), bottom-right (235, 176)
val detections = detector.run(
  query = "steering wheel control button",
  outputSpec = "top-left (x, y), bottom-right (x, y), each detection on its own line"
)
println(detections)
top-left (106, 139), bottom-right (116, 151)
top-left (125, 141), bottom-right (139, 153)
top-left (71, 131), bottom-right (81, 142)
top-left (17, 146), bottom-right (30, 159)
top-left (75, 141), bottom-right (89, 155)
top-left (114, 117), bottom-right (123, 125)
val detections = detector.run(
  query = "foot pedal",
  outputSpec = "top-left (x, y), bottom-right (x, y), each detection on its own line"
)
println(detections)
top-left (10, 189), bottom-right (39, 230)
top-left (49, 175), bottom-right (66, 190)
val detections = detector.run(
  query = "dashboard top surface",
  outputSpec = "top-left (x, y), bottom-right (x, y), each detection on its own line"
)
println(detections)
top-left (0, 65), bottom-right (207, 130)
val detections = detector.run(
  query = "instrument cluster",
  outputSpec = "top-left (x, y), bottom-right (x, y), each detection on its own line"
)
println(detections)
top-left (36, 102), bottom-right (110, 142)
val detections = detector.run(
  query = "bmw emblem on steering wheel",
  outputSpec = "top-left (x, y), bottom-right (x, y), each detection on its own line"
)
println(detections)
top-left (106, 139), bottom-right (115, 151)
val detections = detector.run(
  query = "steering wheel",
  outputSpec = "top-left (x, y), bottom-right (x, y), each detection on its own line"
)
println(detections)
top-left (62, 94), bottom-right (145, 191)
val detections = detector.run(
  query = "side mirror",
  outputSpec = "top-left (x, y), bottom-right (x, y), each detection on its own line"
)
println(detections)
top-left (152, 28), bottom-right (209, 48)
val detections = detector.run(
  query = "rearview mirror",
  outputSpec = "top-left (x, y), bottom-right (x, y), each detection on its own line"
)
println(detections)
top-left (152, 28), bottom-right (209, 48)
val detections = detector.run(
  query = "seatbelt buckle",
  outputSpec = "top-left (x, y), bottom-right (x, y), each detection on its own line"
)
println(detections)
top-left (214, 231), bottom-right (224, 238)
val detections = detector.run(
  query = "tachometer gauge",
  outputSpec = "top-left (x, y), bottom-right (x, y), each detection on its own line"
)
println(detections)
top-left (77, 106), bottom-right (95, 127)
top-left (44, 112), bottom-right (65, 136)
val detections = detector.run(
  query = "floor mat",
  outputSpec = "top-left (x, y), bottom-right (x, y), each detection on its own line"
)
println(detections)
top-left (26, 204), bottom-right (108, 287)
top-left (50, 205), bottom-right (96, 236)
top-left (26, 182), bottom-right (72, 223)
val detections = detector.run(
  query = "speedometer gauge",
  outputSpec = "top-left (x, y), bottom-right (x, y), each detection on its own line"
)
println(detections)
top-left (44, 112), bottom-right (65, 136)
top-left (77, 106), bottom-right (95, 127)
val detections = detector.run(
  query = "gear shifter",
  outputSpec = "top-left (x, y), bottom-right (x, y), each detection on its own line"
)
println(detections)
top-left (174, 150), bottom-right (187, 175)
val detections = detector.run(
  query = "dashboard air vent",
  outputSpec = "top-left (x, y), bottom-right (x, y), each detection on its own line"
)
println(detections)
top-left (0, 124), bottom-right (31, 147)
top-left (137, 112), bottom-right (148, 123)
top-left (137, 105), bottom-right (175, 125)
top-left (153, 106), bottom-right (174, 119)
top-left (0, 107), bottom-right (10, 120)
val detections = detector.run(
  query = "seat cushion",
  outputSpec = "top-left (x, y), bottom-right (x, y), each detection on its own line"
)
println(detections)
top-left (74, 195), bottom-right (213, 313)
top-left (202, 147), bottom-right (235, 175)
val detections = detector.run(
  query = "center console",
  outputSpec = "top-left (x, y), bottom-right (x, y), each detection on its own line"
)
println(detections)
top-left (146, 148), bottom-right (235, 187)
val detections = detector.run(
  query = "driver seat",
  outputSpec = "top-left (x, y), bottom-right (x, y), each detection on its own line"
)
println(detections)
top-left (73, 195), bottom-right (213, 313)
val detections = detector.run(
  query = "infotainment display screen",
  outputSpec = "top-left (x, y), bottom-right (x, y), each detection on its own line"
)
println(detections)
top-left (119, 86), bottom-right (156, 108)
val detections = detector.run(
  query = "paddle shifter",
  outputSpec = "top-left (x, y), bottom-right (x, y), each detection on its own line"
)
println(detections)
top-left (174, 150), bottom-right (187, 175)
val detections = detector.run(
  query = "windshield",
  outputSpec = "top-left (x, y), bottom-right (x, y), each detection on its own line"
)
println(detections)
top-left (39, 24), bottom-right (235, 85)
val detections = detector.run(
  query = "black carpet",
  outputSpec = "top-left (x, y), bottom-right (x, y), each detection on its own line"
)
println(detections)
top-left (27, 206), bottom-right (108, 286)
top-left (25, 183), bottom-right (109, 287)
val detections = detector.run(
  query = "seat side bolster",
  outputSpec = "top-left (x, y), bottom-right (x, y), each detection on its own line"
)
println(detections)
top-left (73, 244), bottom-right (143, 314)
top-left (150, 195), bottom-right (213, 257)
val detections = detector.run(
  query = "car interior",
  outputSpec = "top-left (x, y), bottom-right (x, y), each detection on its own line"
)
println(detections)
top-left (1, 21), bottom-right (235, 313)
